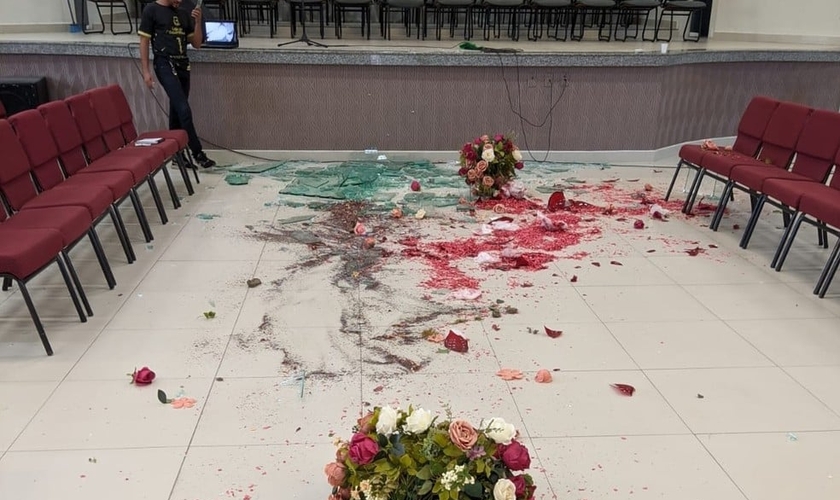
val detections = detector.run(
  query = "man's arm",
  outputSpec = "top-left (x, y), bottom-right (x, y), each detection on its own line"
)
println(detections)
top-left (188, 8), bottom-right (202, 49)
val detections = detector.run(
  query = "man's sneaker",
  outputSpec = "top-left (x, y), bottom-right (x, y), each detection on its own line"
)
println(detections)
top-left (194, 152), bottom-right (216, 169)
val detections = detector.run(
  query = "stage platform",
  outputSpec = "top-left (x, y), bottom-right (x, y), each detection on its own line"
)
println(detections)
top-left (2, 32), bottom-right (840, 155)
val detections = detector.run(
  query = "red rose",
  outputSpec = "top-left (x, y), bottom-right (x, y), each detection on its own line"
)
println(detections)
top-left (130, 367), bottom-right (155, 385)
top-left (494, 134), bottom-right (504, 142)
top-left (501, 440), bottom-right (531, 471)
top-left (514, 162), bottom-right (524, 170)
top-left (510, 474), bottom-right (537, 500)
top-left (348, 433), bottom-right (379, 465)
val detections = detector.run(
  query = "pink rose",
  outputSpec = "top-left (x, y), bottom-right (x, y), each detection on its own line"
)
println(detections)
top-left (480, 135), bottom-right (489, 142)
top-left (130, 367), bottom-right (155, 385)
top-left (483, 143), bottom-right (494, 150)
top-left (448, 419), bottom-right (478, 451)
top-left (467, 169), bottom-right (478, 181)
top-left (324, 462), bottom-right (347, 487)
top-left (494, 134), bottom-right (504, 142)
top-left (515, 162), bottom-right (524, 170)
top-left (483, 175), bottom-right (495, 187)
top-left (501, 440), bottom-right (531, 471)
top-left (474, 138), bottom-right (482, 145)
top-left (535, 369), bottom-right (552, 383)
top-left (348, 433), bottom-right (379, 465)
top-left (357, 412), bottom-right (375, 434)
top-left (476, 160), bottom-right (488, 173)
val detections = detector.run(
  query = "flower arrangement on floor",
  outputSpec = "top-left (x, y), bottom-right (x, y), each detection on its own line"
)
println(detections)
top-left (458, 134), bottom-right (525, 200)
top-left (325, 406), bottom-right (537, 500)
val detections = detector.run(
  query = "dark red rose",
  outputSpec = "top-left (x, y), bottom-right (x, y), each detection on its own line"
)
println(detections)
top-left (348, 433), bottom-right (379, 465)
top-left (510, 474), bottom-right (537, 500)
top-left (130, 367), bottom-right (155, 385)
top-left (514, 162), bottom-right (524, 170)
top-left (501, 440), bottom-right (531, 471)
top-left (458, 167), bottom-right (468, 176)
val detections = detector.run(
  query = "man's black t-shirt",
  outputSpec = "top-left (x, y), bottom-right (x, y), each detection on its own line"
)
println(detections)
top-left (139, 2), bottom-right (195, 72)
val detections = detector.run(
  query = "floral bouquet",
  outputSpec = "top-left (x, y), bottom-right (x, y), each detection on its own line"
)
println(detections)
top-left (325, 406), bottom-right (537, 500)
top-left (458, 134), bottom-right (524, 200)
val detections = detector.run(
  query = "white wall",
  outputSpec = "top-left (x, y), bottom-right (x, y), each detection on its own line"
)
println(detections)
top-left (713, 0), bottom-right (840, 41)
top-left (0, 0), bottom-right (74, 26)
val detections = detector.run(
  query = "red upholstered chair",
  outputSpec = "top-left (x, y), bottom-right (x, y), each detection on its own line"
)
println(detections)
top-left (694, 102), bottom-right (813, 230)
top-left (738, 110), bottom-right (840, 249)
top-left (0, 214), bottom-right (89, 356)
top-left (0, 100), bottom-right (6, 119)
top-left (0, 119), bottom-right (117, 290)
top-left (668, 96), bottom-right (780, 209)
top-left (86, 88), bottom-right (184, 213)
top-left (39, 100), bottom-right (155, 246)
top-left (64, 93), bottom-right (170, 226)
top-left (105, 84), bottom-right (198, 196)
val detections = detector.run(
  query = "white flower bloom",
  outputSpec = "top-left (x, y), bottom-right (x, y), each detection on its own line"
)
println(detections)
top-left (376, 406), bottom-right (400, 435)
top-left (482, 418), bottom-right (516, 445)
top-left (512, 148), bottom-right (523, 161)
top-left (359, 480), bottom-right (372, 495)
top-left (482, 148), bottom-right (496, 162)
top-left (493, 479), bottom-right (516, 500)
top-left (404, 408), bottom-right (433, 434)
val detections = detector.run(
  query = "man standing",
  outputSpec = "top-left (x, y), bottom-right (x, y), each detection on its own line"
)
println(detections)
top-left (138, 0), bottom-right (216, 169)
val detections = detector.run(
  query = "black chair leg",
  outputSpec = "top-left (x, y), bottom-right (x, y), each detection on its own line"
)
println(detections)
top-left (109, 205), bottom-right (136, 264)
top-left (88, 228), bottom-right (117, 290)
top-left (817, 239), bottom-right (840, 298)
top-left (147, 176), bottom-right (168, 225)
top-left (710, 182), bottom-right (734, 231)
top-left (56, 256), bottom-right (88, 324)
top-left (61, 251), bottom-right (94, 318)
top-left (773, 212), bottom-right (805, 271)
top-left (739, 194), bottom-right (766, 249)
top-left (664, 160), bottom-right (685, 201)
top-left (17, 280), bottom-right (53, 356)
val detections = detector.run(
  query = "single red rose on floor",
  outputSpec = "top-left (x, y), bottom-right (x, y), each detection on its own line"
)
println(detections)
top-left (130, 367), bottom-right (155, 385)
top-left (348, 433), bottom-right (379, 465)
top-left (501, 440), bottom-right (531, 471)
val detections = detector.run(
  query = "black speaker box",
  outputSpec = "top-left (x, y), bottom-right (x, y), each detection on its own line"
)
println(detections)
top-left (0, 77), bottom-right (49, 117)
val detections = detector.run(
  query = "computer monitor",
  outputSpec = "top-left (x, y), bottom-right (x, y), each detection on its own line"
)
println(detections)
top-left (203, 20), bottom-right (238, 49)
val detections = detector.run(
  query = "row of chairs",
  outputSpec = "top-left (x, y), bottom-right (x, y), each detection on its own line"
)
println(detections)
top-left (667, 96), bottom-right (840, 298)
top-left (0, 85), bottom-right (199, 355)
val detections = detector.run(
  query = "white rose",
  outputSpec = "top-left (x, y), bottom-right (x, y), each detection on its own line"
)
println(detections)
top-left (482, 148), bottom-right (495, 162)
top-left (376, 406), bottom-right (400, 435)
top-left (493, 479), bottom-right (516, 500)
top-left (512, 148), bottom-right (523, 161)
top-left (482, 417), bottom-right (516, 445)
top-left (404, 408), bottom-right (433, 434)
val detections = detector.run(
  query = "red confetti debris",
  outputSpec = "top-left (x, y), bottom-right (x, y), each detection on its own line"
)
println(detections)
top-left (591, 262), bottom-right (601, 267)
top-left (444, 330), bottom-right (469, 353)
top-left (475, 197), bottom-right (542, 214)
top-left (545, 326), bottom-right (563, 338)
top-left (685, 247), bottom-right (705, 256)
top-left (611, 383), bottom-right (636, 396)
top-left (547, 191), bottom-right (566, 212)
top-left (373, 385), bottom-right (384, 393)
top-left (610, 261), bottom-right (623, 266)
top-left (634, 219), bottom-right (645, 229)
top-left (492, 324), bottom-right (500, 331)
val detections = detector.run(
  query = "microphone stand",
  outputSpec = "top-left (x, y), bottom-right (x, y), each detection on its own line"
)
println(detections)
top-left (277, 0), bottom-right (328, 47)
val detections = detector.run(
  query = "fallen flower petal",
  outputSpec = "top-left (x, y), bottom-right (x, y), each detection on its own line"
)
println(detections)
top-left (610, 261), bottom-right (623, 266)
top-left (444, 330), bottom-right (469, 353)
top-left (545, 326), bottom-right (563, 338)
top-left (497, 368), bottom-right (525, 381)
top-left (410, 180), bottom-right (421, 192)
top-left (634, 219), bottom-right (645, 230)
top-left (685, 247), bottom-right (705, 257)
top-left (491, 324), bottom-right (500, 331)
top-left (611, 384), bottom-right (636, 396)
top-left (547, 191), bottom-right (566, 212)
top-left (570, 275), bottom-right (578, 283)
top-left (591, 262), bottom-right (601, 267)
top-left (535, 369), bottom-right (553, 383)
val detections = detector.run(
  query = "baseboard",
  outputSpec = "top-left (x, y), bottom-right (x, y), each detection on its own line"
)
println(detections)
top-left (713, 31), bottom-right (840, 46)
top-left (206, 136), bottom-right (735, 168)
top-left (0, 23), bottom-right (69, 34)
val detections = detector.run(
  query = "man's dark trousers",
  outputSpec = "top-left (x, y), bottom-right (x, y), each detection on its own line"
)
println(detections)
top-left (154, 58), bottom-right (203, 156)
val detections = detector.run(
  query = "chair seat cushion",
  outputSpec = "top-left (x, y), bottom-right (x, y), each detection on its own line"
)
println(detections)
top-left (700, 152), bottom-right (758, 177)
top-left (4, 206), bottom-right (93, 246)
top-left (66, 169), bottom-right (135, 200)
top-left (133, 136), bottom-right (181, 157)
top-left (138, 130), bottom-right (187, 149)
top-left (665, 0), bottom-right (707, 8)
top-left (799, 187), bottom-right (840, 230)
top-left (577, 0), bottom-right (615, 6)
top-left (108, 147), bottom-right (167, 172)
top-left (679, 144), bottom-right (706, 166)
top-left (21, 184), bottom-right (113, 220)
top-left (730, 164), bottom-right (807, 192)
top-left (85, 154), bottom-right (153, 184)
top-left (762, 178), bottom-right (826, 211)
top-left (0, 227), bottom-right (64, 279)
top-left (620, 0), bottom-right (661, 7)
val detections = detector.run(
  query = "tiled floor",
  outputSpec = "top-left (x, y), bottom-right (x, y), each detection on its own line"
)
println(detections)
top-left (1, 161), bottom-right (839, 500)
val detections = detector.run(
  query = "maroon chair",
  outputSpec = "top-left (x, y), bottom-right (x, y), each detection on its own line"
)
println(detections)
top-left (698, 102), bottom-right (813, 230)
top-left (0, 215), bottom-right (89, 356)
top-left (9, 110), bottom-right (136, 267)
top-left (735, 109), bottom-right (840, 249)
top-left (39, 100), bottom-right (155, 246)
top-left (0, 120), bottom-right (117, 289)
top-left (669, 96), bottom-right (780, 208)
top-left (105, 84), bottom-right (198, 196)
top-left (64, 93), bottom-right (169, 226)
top-left (85, 88), bottom-right (181, 215)
top-left (0, 100), bottom-right (6, 119)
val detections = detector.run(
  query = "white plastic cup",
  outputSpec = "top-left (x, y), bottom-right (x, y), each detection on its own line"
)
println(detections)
top-left (660, 43), bottom-right (669, 54)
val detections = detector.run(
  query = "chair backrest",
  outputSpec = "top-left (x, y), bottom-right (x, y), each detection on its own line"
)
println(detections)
top-left (732, 96), bottom-right (780, 157)
top-left (0, 120), bottom-right (40, 212)
top-left (789, 110), bottom-right (840, 183)
top-left (106, 85), bottom-right (139, 143)
top-left (756, 102), bottom-right (813, 168)
top-left (8, 110), bottom-right (66, 192)
top-left (66, 93), bottom-right (110, 162)
top-left (38, 101), bottom-right (90, 177)
top-left (0, 100), bottom-right (6, 119)
top-left (86, 88), bottom-right (127, 152)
